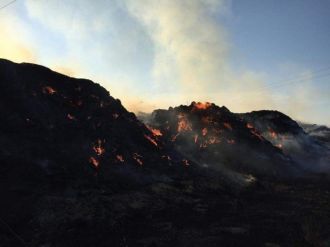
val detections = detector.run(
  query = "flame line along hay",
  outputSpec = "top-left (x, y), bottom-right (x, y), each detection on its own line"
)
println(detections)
top-left (147, 125), bottom-right (163, 137)
top-left (67, 113), bottom-right (76, 120)
top-left (268, 128), bottom-right (278, 139)
top-left (93, 139), bottom-right (105, 156)
top-left (42, 86), bottom-right (56, 95)
top-left (194, 134), bottom-right (199, 143)
top-left (177, 114), bottom-right (192, 132)
top-left (116, 155), bottom-right (124, 163)
top-left (146, 101), bottom-right (301, 177)
top-left (133, 153), bottom-right (144, 166)
top-left (144, 134), bottom-right (158, 146)
top-left (192, 102), bottom-right (212, 110)
top-left (223, 122), bottom-right (233, 131)
top-left (89, 156), bottom-right (99, 168)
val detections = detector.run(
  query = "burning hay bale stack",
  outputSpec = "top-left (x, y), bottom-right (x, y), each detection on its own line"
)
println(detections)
top-left (0, 59), bottom-right (188, 187)
top-left (1, 59), bottom-right (329, 247)
top-left (240, 110), bottom-right (330, 173)
top-left (147, 102), bottom-right (299, 178)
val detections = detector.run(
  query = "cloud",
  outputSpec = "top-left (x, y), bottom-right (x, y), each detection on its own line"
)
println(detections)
top-left (0, 10), bottom-right (37, 63)
top-left (123, 0), bottom-right (292, 114)
top-left (125, 0), bottom-right (230, 93)
top-left (0, 0), bottom-right (328, 124)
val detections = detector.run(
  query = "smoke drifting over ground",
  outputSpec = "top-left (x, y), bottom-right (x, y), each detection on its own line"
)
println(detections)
top-left (241, 111), bottom-right (330, 173)
top-left (144, 103), bottom-right (300, 184)
top-left (142, 103), bottom-right (330, 176)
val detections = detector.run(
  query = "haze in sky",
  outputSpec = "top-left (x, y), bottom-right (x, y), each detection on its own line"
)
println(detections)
top-left (0, 0), bottom-right (329, 124)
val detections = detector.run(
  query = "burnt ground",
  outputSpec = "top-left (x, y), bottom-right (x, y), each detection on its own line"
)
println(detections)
top-left (1, 174), bottom-right (330, 247)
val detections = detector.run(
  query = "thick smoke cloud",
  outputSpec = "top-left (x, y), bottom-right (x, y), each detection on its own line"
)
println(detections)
top-left (125, 0), bottom-right (230, 92)
top-left (0, 0), bottom-right (328, 124)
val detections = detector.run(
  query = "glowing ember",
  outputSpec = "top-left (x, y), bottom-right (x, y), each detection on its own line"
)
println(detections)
top-left (194, 134), bottom-right (199, 143)
top-left (177, 114), bottom-right (192, 132)
top-left (144, 134), bottom-right (158, 146)
top-left (246, 123), bottom-right (254, 129)
top-left (67, 113), bottom-right (76, 120)
top-left (269, 129), bottom-right (278, 138)
top-left (172, 133), bottom-right (180, 142)
top-left (244, 174), bottom-right (257, 183)
top-left (147, 126), bottom-right (163, 136)
top-left (227, 139), bottom-right (235, 144)
top-left (275, 144), bottom-right (283, 149)
top-left (133, 152), bottom-right (143, 158)
top-left (93, 139), bottom-right (105, 156)
top-left (182, 159), bottom-right (190, 166)
top-left (43, 86), bottom-right (56, 95)
top-left (202, 128), bottom-right (208, 136)
top-left (89, 157), bottom-right (99, 168)
top-left (133, 153), bottom-right (143, 166)
top-left (223, 122), bottom-right (233, 130)
top-left (193, 102), bottom-right (211, 110)
top-left (161, 155), bottom-right (172, 160)
top-left (251, 129), bottom-right (264, 141)
top-left (116, 155), bottom-right (124, 162)
top-left (135, 158), bottom-right (143, 165)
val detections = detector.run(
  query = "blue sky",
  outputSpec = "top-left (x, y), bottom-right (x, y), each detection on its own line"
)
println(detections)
top-left (228, 0), bottom-right (330, 71)
top-left (0, 0), bottom-right (329, 124)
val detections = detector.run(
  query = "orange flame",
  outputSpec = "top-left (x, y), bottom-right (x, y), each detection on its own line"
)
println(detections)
top-left (89, 157), bottom-right (99, 168)
top-left (275, 144), bottom-right (283, 149)
top-left (43, 86), bottom-right (56, 95)
top-left (93, 139), bottom-right (105, 156)
top-left (246, 122), bottom-right (264, 141)
top-left (177, 114), bottom-right (192, 132)
top-left (147, 126), bottom-right (163, 136)
top-left (171, 133), bottom-right (180, 142)
top-left (67, 113), bottom-right (76, 120)
top-left (144, 134), bottom-right (158, 146)
top-left (269, 128), bottom-right (278, 138)
top-left (162, 155), bottom-right (172, 160)
top-left (193, 102), bottom-right (211, 110)
top-left (202, 128), bottom-right (208, 136)
top-left (182, 159), bottom-right (190, 166)
top-left (246, 123), bottom-right (254, 129)
top-left (251, 129), bottom-right (264, 141)
top-left (116, 155), bottom-right (124, 162)
top-left (133, 153), bottom-right (143, 166)
top-left (194, 134), bottom-right (199, 143)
